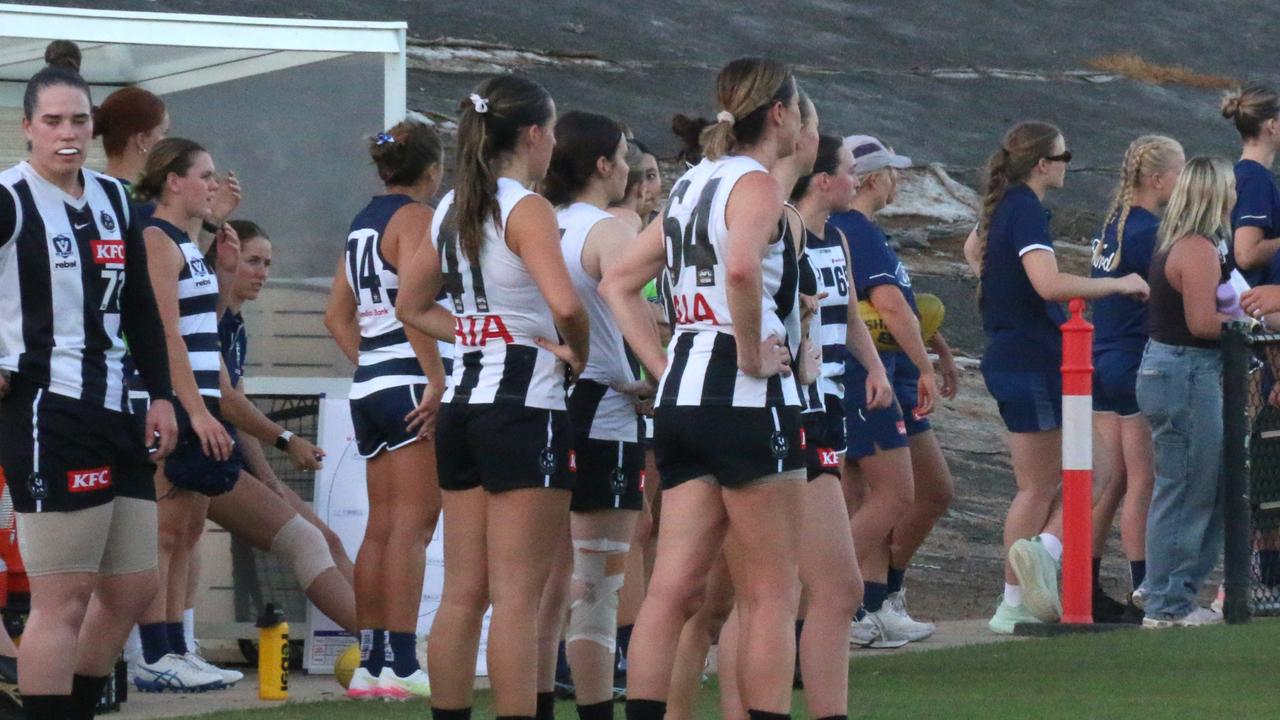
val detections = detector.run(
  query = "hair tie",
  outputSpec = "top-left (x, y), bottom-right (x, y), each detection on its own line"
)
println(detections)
top-left (375, 132), bottom-right (395, 145)
top-left (469, 93), bottom-right (489, 114)
top-left (716, 110), bottom-right (735, 126)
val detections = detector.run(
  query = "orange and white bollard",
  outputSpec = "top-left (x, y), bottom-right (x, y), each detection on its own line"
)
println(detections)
top-left (1060, 298), bottom-right (1093, 624)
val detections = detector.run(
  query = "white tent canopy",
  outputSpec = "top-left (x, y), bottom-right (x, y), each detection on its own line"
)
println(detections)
top-left (0, 2), bottom-right (407, 125)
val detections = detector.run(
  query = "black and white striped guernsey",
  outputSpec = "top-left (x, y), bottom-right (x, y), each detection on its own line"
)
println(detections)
top-left (655, 156), bottom-right (801, 409)
top-left (148, 218), bottom-right (221, 398)
top-left (0, 162), bottom-right (138, 411)
top-left (558, 202), bottom-right (639, 442)
top-left (431, 177), bottom-right (565, 410)
top-left (344, 194), bottom-right (429, 400)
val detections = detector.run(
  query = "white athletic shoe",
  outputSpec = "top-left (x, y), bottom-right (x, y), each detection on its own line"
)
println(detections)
top-left (184, 652), bottom-right (244, 685)
top-left (1130, 587), bottom-right (1147, 611)
top-left (131, 653), bottom-right (225, 693)
top-left (346, 667), bottom-right (380, 700)
top-left (375, 666), bottom-right (431, 701)
top-left (1008, 538), bottom-right (1062, 623)
top-left (849, 616), bottom-right (909, 649)
top-left (882, 590), bottom-right (936, 642)
top-left (1142, 606), bottom-right (1223, 629)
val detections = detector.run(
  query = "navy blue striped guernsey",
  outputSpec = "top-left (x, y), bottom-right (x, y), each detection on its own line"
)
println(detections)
top-left (0, 162), bottom-right (173, 411)
top-left (344, 194), bottom-right (429, 400)
top-left (219, 309), bottom-right (247, 388)
top-left (148, 217), bottom-right (222, 398)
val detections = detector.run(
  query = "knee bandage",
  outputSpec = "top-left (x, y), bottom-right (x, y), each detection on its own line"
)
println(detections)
top-left (270, 515), bottom-right (335, 589)
top-left (567, 541), bottom-right (629, 651)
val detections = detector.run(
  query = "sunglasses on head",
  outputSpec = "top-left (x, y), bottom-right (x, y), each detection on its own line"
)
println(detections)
top-left (1044, 151), bottom-right (1073, 164)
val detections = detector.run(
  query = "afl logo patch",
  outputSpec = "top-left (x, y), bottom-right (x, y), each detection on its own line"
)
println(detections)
top-left (538, 447), bottom-right (558, 475)
top-left (769, 431), bottom-right (789, 460)
top-left (100, 210), bottom-right (116, 232)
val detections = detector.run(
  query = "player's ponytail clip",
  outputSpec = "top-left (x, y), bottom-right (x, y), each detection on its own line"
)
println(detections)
top-left (375, 132), bottom-right (395, 145)
top-left (469, 93), bottom-right (489, 114)
top-left (716, 110), bottom-right (735, 126)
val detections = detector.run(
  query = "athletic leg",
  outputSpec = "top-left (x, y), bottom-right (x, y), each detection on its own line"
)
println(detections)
top-left (625, 479), bottom-right (727, 705)
top-left (848, 449), bottom-right (913, 600)
top-left (565, 509), bottom-right (637, 707)
top-left (722, 476), bottom-right (804, 715)
top-left (890, 430), bottom-right (954, 570)
top-left (485, 488), bottom-right (571, 717)
top-left (207, 472), bottom-right (355, 632)
top-left (535, 527), bottom-right (572, 696)
top-left (1003, 430), bottom-right (1063, 583)
top-left (380, 440), bottom-right (441, 680)
top-left (21, 573), bottom-right (95, 695)
top-left (665, 550), bottom-right (734, 720)
top-left (263, 472), bottom-right (356, 582)
top-left (798, 474), bottom-right (859, 719)
top-left (1118, 413), bottom-right (1155, 587)
top-left (427, 488), bottom-right (489, 712)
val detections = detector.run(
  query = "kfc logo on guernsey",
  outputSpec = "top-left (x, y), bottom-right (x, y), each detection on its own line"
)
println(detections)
top-left (91, 239), bottom-right (126, 266)
top-left (68, 466), bottom-right (112, 492)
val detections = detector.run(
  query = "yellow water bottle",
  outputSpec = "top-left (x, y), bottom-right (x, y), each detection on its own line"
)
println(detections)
top-left (256, 604), bottom-right (289, 701)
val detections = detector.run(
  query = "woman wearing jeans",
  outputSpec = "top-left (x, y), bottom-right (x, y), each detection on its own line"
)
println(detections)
top-left (1136, 155), bottom-right (1236, 628)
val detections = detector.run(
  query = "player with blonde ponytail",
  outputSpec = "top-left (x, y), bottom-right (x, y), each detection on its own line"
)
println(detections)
top-left (1088, 136), bottom-right (1184, 621)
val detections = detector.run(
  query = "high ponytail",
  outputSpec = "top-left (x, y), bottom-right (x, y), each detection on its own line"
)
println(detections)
top-left (975, 121), bottom-right (1061, 301)
top-left (449, 75), bottom-right (553, 264)
top-left (700, 57), bottom-right (797, 161)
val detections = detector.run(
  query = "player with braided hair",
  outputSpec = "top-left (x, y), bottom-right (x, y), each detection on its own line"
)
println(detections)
top-left (1088, 136), bottom-right (1184, 621)
top-left (963, 121), bottom-right (1148, 634)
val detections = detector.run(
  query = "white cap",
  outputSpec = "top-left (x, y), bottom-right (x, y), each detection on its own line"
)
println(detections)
top-left (844, 135), bottom-right (912, 174)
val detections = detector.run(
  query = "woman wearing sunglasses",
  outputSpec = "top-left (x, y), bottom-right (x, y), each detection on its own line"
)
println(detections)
top-left (963, 122), bottom-right (1148, 634)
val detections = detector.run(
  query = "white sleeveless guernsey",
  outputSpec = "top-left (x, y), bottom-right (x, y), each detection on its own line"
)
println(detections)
top-left (432, 177), bottom-right (565, 410)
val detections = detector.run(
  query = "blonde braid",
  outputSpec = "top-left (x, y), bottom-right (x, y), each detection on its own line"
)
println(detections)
top-left (1098, 135), bottom-right (1184, 273)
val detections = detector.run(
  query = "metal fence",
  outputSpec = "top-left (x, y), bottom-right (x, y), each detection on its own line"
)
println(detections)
top-left (1221, 323), bottom-right (1280, 622)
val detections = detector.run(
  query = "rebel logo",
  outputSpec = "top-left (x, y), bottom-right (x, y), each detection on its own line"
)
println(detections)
top-left (91, 239), bottom-right (126, 265)
top-left (68, 466), bottom-right (112, 492)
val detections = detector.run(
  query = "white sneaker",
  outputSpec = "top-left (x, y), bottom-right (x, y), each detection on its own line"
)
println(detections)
top-left (1008, 538), bottom-right (1061, 623)
top-left (376, 666), bottom-right (430, 701)
top-left (346, 667), bottom-right (380, 700)
top-left (1142, 606), bottom-right (1224, 629)
top-left (849, 616), bottom-right (909, 649)
top-left (884, 590), bottom-right (936, 641)
top-left (1130, 587), bottom-right (1147, 611)
top-left (184, 652), bottom-right (244, 685)
top-left (1211, 584), bottom-right (1225, 614)
top-left (131, 653), bottom-right (225, 693)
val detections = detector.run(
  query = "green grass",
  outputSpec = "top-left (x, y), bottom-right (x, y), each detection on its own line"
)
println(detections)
top-left (194, 621), bottom-right (1280, 719)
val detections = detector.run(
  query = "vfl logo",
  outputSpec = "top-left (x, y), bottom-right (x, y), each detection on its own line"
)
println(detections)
top-left (91, 239), bottom-right (126, 265)
top-left (769, 431), bottom-right (790, 460)
top-left (189, 256), bottom-right (211, 277)
top-left (538, 447), bottom-right (558, 475)
top-left (99, 210), bottom-right (116, 232)
top-left (68, 466), bottom-right (112, 492)
top-left (51, 234), bottom-right (74, 259)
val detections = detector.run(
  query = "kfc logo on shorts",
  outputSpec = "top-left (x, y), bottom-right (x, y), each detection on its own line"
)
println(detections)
top-left (568, 450), bottom-right (577, 472)
top-left (68, 466), bottom-right (112, 492)
top-left (91, 239), bottom-right (126, 265)
top-left (818, 449), bottom-right (840, 469)
top-left (895, 421), bottom-right (908, 436)
top-left (799, 426), bottom-right (808, 450)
